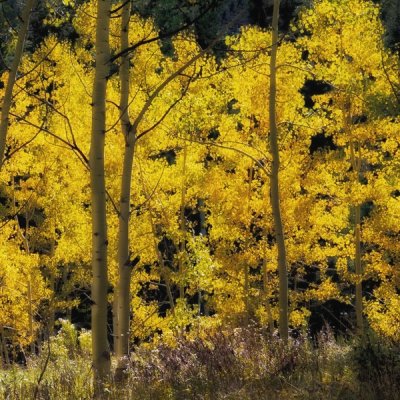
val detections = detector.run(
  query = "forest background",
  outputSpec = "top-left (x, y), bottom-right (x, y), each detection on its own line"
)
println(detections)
top-left (1, 0), bottom-right (400, 399)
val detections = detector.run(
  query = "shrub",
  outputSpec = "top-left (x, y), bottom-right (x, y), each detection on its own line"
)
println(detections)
top-left (352, 330), bottom-right (400, 400)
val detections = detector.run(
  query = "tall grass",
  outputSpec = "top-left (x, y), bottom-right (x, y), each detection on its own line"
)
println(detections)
top-left (1, 322), bottom-right (399, 399)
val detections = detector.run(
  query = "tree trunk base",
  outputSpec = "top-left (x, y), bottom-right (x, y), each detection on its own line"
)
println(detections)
top-left (115, 355), bottom-right (130, 383)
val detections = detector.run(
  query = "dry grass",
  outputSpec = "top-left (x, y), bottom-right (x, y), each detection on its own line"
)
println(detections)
top-left (0, 323), bottom-right (399, 399)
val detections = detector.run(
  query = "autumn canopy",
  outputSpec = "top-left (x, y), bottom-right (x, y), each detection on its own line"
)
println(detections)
top-left (0, 0), bottom-right (400, 395)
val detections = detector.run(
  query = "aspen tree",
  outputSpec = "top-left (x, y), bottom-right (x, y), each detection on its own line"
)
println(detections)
top-left (113, 8), bottom-right (238, 369)
top-left (269, 0), bottom-right (288, 341)
top-left (115, 0), bottom-right (135, 379)
top-left (90, 0), bottom-right (111, 390)
top-left (296, 0), bottom-right (395, 334)
top-left (114, 49), bottom-right (202, 372)
top-left (0, 0), bottom-right (36, 169)
top-left (342, 96), bottom-right (364, 332)
top-left (0, 34), bottom-right (99, 348)
top-left (178, 131), bottom-right (189, 301)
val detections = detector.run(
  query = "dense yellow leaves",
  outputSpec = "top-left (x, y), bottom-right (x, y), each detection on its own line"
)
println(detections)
top-left (366, 284), bottom-right (400, 341)
top-left (1, 0), bottom-right (400, 348)
top-left (298, 0), bottom-right (382, 87)
top-left (0, 223), bottom-right (49, 345)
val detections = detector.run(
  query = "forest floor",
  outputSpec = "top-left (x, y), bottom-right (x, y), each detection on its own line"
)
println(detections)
top-left (0, 324), bottom-right (399, 400)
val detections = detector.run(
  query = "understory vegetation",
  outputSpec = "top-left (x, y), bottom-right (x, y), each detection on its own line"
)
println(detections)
top-left (1, 322), bottom-right (399, 399)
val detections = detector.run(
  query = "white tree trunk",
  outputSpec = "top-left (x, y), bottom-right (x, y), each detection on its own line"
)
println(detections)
top-left (0, 0), bottom-right (36, 169)
top-left (90, 0), bottom-right (111, 392)
top-left (114, 1), bottom-right (135, 379)
top-left (269, 0), bottom-right (289, 341)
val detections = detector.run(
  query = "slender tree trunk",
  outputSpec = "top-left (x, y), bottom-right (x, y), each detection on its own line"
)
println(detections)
top-left (115, 141), bottom-right (135, 376)
top-left (198, 198), bottom-right (207, 236)
top-left (178, 135), bottom-right (188, 300)
top-left (269, 0), bottom-right (288, 341)
top-left (0, 326), bottom-right (10, 366)
top-left (244, 265), bottom-right (250, 323)
top-left (90, 0), bottom-right (111, 392)
top-left (0, 0), bottom-right (36, 169)
top-left (244, 168), bottom-right (253, 324)
top-left (197, 198), bottom-right (207, 315)
top-left (48, 272), bottom-right (55, 335)
top-left (112, 296), bottom-right (118, 352)
top-left (27, 278), bottom-right (35, 354)
top-left (350, 138), bottom-right (363, 333)
top-left (262, 255), bottom-right (275, 334)
top-left (24, 217), bottom-right (35, 354)
top-left (149, 213), bottom-right (176, 313)
top-left (354, 204), bottom-right (363, 331)
top-left (345, 98), bottom-right (364, 333)
top-left (47, 233), bottom-right (56, 337)
top-left (13, 183), bottom-right (36, 353)
top-left (115, 0), bottom-right (135, 379)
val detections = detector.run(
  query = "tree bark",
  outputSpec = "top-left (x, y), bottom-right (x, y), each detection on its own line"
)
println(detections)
top-left (0, 0), bottom-right (36, 169)
top-left (115, 0), bottom-right (134, 380)
top-left (344, 96), bottom-right (363, 333)
top-left (13, 183), bottom-right (36, 353)
top-left (347, 108), bottom-right (363, 333)
top-left (244, 167), bottom-right (253, 324)
top-left (263, 254), bottom-right (275, 334)
top-left (178, 135), bottom-right (188, 300)
top-left (354, 204), bottom-right (363, 332)
top-left (90, 0), bottom-right (111, 392)
top-left (148, 213), bottom-right (176, 313)
top-left (269, 0), bottom-right (289, 341)
top-left (0, 326), bottom-right (10, 366)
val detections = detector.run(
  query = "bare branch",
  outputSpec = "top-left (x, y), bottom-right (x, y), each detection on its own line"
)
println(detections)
top-left (110, 0), bottom-right (220, 63)
top-left (17, 42), bottom-right (59, 81)
top-left (185, 136), bottom-right (271, 176)
top-left (136, 78), bottom-right (191, 141)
